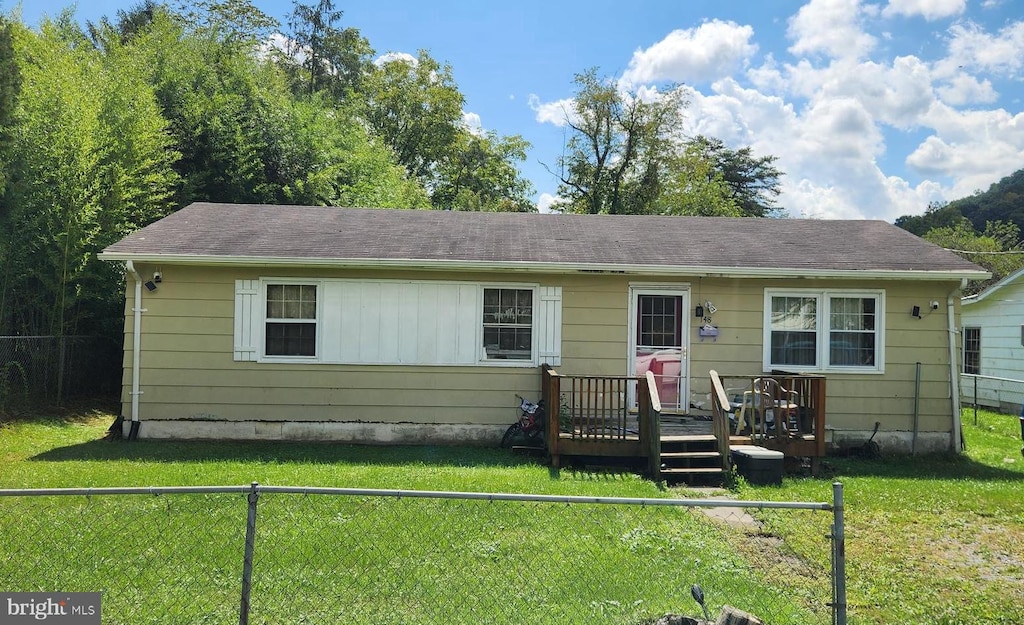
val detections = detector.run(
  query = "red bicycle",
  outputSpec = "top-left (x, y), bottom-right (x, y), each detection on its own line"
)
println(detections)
top-left (500, 395), bottom-right (546, 449)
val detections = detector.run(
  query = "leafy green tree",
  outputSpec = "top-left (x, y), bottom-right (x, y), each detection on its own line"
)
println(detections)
top-left (0, 16), bottom-right (20, 195)
top-left (364, 50), bottom-right (465, 186)
top-left (554, 68), bottom-right (689, 214)
top-left (0, 16), bottom-right (179, 336)
top-left (654, 141), bottom-right (743, 216)
top-left (177, 0), bottom-right (279, 47)
top-left (895, 201), bottom-right (963, 236)
top-left (686, 135), bottom-right (783, 217)
top-left (284, 0), bottom-right (373, 98)
top-left (923, 218), bottom-right (1024, 295)
top-left (433, 131), bottom-right (535, 212)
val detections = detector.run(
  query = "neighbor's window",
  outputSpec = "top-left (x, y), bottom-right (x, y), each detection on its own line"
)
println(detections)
top-left (963, 327), bottom-right (980, 375)
top-left (765, 290), bottom-right (883, 372)
top-left (265, 284), bottom-right (317, 357)
top-left (482, 288), bottom-right (532, 360)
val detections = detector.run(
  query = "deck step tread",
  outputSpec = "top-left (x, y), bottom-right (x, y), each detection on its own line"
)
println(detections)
top-left (660, 451), bottom-right (722, 459)
top-left (661, 435), bottom-right (718, 443)
top-left (659, 467), bottom-right (725, 475)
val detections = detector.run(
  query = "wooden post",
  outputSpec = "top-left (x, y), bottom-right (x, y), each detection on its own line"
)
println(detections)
top-left (709, 370), bottom-right (731, 470)
top-left (643, 371), bottom-right (661, 480)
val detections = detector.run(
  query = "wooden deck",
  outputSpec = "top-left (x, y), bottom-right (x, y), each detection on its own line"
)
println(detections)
top-left (540, 365), bottom-right (828, 481)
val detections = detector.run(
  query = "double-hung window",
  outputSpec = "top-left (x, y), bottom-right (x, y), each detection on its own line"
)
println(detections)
top-left (265, 283), bottom-right (318, 357)
top-left (963, 327), bottom-right (980, 375)
top-left (482, 288), bottom-right (533, 360)
top-left (764, 289), bottom-right (883, 372)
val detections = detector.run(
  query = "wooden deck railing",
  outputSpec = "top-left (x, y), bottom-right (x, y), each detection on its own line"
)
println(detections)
top-left (541, 364), bottom-right (660, 473)
top-left (708, 370), bottom-right (732, 470)
top-left (715, 371), bottom-right (828, 474)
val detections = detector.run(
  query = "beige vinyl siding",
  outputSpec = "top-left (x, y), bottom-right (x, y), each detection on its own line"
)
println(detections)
top-left (119, 263), bottom-right (963, 438)
top-left (123, 265), bottom-right (557, 425)
top-left (685, 278), bottom-right (962, 436)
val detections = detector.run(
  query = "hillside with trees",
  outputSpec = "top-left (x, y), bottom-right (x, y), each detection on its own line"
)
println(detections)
top-left (895, 168), bottom-right (1024, 294)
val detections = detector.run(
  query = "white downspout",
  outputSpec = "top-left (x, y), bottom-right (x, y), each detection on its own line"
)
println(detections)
top-left (947, 283), bottom-right (964, 453)
top-left (125, 261), bottom-right (144, 425)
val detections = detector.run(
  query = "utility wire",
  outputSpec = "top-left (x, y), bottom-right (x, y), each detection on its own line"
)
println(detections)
top-left (943, 248), bottom-right (1024, 255)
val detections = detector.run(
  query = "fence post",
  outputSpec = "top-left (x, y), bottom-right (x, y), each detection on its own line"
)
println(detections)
top-left (831, 481), bottom-right (846, 625)
top-left (239, 482), bottom-right (260, 625)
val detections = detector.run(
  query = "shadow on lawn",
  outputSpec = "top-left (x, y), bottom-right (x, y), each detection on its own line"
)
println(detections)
top-left (817, 452), bottom-right (1024, 482)
top-left (30, 437), bottom-right (545, 469)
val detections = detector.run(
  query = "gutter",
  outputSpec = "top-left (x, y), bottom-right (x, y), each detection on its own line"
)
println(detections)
top-left (98, 252), bottom-right (990, 283)
top-left (948, 282), bottom-right (964, 453)
top-left (125, 260), bottom-right (144, 440)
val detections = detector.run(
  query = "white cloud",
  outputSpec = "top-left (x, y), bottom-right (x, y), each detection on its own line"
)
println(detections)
top-left (461, 112), bottom-right (484, 136)
top-left (778, 56), bottom-right (935, 129)
top-left (787, 0), bottom-right (877, 60)
top-left (536, 193), bottom-right (563, 213)
top-left (528, 94), bottom-right (576, 127)
top-left (882, 0), bottom-right (965, 21)
top-left (936, 73), bottom-right (998, 106)
top-left (374, 51), bottom-right (417, 67)
top-left (907, 104), bottom-right (1024, 195)
top-left (527, 2), bottom-right (1024, 222)
top-left (940, 21), bottom-right (1024, 77)
top-left (620, 20), bottom-right (757, 86)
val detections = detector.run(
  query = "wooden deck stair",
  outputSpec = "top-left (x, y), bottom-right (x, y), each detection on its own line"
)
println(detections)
top-left (659, 434), bottom-right (725, 484)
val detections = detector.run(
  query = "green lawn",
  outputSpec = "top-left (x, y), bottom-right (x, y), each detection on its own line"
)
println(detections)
top-left (726, 409), bottom-right (1024, 625)
top-left (0, 404), bottom-right (825, 625)
top-left (1, 403), bottom-right (1022, 624)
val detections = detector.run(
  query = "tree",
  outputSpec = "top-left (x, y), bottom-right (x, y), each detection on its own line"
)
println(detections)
top-left (554, 68), bottom-right (689, 215)
top-left (364, 50), bottom-right (465, 188)
top-left (285, 0), bottom-right (372, 98)
top-left (0, 17), bottom-right (179, 337)
top-left (654, 141), bottom-right (743, 217)
top-left (895, 200), bottom-right (962, 236)
top-left (0, 16), bottom-right (20, 195)
top-left (433, 131), bottom-right (535, 212)
top-left (687, 136), bottom-right (783, 217)
top-left (923, 218), bottom-right (1024, 295)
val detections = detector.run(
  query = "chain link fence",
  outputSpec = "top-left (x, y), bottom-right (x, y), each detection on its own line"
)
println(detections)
top-left (960, 373), bottom-right (1024, 416)
top-left (0, 335), bottom-right (120, 408)
top-left (0, 484), bottom-right (846, 625)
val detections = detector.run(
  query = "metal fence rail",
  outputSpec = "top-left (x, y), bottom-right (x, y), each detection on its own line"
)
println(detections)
top-left (960, 373), bottom-right (1024, 418)
top-left (0, 484), bottom-right (846, 625)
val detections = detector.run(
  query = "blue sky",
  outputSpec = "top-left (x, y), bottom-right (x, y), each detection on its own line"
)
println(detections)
top-left (9, 0), bottom-right (1024, 221)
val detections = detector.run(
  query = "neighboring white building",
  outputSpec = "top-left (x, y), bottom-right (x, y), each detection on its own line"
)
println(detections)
top-left (960, 268), bottom-right (1024, 413)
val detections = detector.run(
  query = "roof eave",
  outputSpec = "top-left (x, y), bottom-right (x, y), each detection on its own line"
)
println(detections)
top-left (97, 251), bottom-right (990, 281)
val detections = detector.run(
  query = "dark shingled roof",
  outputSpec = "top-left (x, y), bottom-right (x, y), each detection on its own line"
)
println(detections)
top-left (101, 202), bottom-right (987, 277)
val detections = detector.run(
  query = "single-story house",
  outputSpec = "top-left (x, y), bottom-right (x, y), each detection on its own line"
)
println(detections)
top-left (99, 202), bottom-right (988, 454)
top-left (960, 268), bottom-right (1024, 413)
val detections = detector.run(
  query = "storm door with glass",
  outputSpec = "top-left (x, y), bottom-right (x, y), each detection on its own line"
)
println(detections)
top-left (629, 289), bottom-right (689, 412)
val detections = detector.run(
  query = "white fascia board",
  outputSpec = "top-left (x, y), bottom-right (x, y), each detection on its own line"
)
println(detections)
top-left (97, 252), bottom-right (990, 281)
top-left (962, 266), bottom-right (1024, 306)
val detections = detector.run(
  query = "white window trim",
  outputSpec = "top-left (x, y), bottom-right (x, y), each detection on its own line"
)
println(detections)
top-left (762, 288), bottom-right (885, 374)
top-left (963, 326), bottom-right (981, 375)
top-left (260, 278), bottom-right (323, 363)
top-left (478, 283), bottom-right (540, 366)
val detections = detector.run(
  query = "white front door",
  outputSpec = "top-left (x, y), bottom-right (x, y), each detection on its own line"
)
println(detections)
top-left (628, 287), bottom-right (690, 412)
